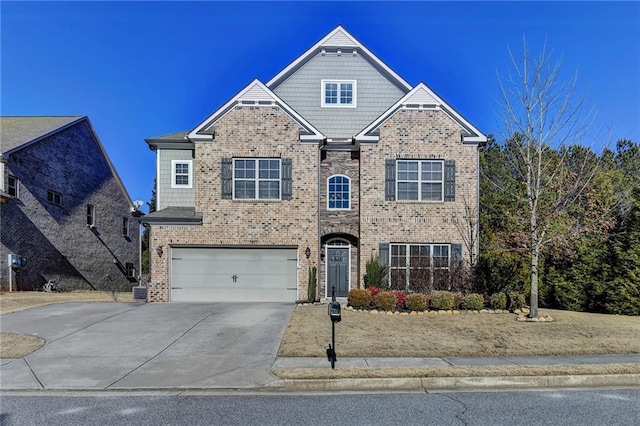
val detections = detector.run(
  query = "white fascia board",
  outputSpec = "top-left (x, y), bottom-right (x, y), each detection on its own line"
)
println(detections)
top-left (187, 80), bottom-right (263, 140)
top-left (188, 79), bottom-right (324, 142)
top-left (266, 25), bottom-right (412, 91)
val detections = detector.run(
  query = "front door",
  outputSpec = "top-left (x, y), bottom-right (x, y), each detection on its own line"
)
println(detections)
top-left (327, 247), bottom-right (349, 297)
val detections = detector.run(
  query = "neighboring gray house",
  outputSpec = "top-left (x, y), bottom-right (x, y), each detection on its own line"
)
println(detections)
top-left (0, 116), bottom-right (139, 291)
top-left (144, 26), bottom-right (486, 303)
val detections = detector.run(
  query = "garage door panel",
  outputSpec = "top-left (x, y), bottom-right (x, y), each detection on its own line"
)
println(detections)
top-left (170, 248), bottom-right (298, 302)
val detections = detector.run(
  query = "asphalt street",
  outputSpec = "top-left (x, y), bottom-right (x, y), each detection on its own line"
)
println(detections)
top-left (2, 388), bottom-right (639, 426)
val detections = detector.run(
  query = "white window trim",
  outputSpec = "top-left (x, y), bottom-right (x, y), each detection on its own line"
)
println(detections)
top-left (389, 243), bottom-right (451, 290)
top-left (232, 158), bottom-right (282, 200)
top-left (321, 79), bottom-right (357, 108)
top-left (327, 174), bottom-right (351, 211)
top-left (171, 160), bottom-right (193, 189)
top-left (396, 160), bottom-right (444, 202)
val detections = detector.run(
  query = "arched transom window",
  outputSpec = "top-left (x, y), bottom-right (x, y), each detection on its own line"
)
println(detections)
top-left (328, 175), bottom-right (350, 210)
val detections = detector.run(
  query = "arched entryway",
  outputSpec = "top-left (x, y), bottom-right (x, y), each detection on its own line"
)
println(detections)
top-left (321, 234), bottom-right (358, 298)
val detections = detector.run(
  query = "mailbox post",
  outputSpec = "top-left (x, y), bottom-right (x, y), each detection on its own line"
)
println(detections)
top-left (327, 286), bottom-right (341, 369)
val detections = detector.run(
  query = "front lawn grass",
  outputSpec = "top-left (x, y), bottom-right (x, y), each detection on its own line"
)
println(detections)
top-left (278, 305), bottom-right (640, 358)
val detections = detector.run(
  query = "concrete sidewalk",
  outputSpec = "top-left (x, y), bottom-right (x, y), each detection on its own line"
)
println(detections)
top-left (274, 354), bottom-right (640, 369)
top-left (272, 354), bottom-right (640, 391)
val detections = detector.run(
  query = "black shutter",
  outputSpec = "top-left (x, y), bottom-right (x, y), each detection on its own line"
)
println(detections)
top-left (444, 160), bottom-right (455, 202)
top-left (221, 158), bottom-right (232, 199)
top-left (282, 158), bottom-right (292, 200)
top-left (385, 159), bottom-right (396, 201)
top-left (379, 243), bottom-right (390, 287)
top-left (451, 243), bottom-right (463, 266)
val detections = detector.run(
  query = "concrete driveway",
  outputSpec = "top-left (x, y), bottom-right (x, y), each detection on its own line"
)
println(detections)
top-left (0, 302), bottom-right (294, 390)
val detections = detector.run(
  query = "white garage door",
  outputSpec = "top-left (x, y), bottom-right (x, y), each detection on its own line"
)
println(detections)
top-left (170, 247), bottom-right (298, 302)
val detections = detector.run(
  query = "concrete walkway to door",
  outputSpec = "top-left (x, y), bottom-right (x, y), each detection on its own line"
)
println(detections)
top-left (0, 302), bottom-right (294, 390)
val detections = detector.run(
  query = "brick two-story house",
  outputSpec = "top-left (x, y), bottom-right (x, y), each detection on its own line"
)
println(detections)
top-left (143, 26), bottom-right (486, 303)
top-left (1, 116), bottom-right (139, 292)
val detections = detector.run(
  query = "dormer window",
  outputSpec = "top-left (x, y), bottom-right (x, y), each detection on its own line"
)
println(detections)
top-left (322, 80), bottom-right (356, 108)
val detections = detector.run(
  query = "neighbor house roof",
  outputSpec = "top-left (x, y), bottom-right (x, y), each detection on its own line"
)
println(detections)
top-left (1, 116), bottom-right (84, 154)
top-left (0, 115), bottom-right (135, 208)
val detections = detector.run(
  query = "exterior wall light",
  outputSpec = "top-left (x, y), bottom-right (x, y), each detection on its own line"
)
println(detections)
top-left (156, 245), bottom-right (164, 257)
top-left (305, 246), bottom-right (311, 259)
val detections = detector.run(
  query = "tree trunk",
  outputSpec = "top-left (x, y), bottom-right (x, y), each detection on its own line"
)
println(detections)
top-left (529, 242), bottom-right (540, 318)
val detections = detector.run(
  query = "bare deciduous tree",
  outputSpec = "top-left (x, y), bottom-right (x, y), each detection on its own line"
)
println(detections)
top-left (496, 37), bottom-right (604, 318)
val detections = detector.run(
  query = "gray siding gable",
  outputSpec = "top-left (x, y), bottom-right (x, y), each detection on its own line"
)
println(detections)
top-left (157, 148), bottom-right (195, 210)
top-left (273, 52), bottom-right (406, 139)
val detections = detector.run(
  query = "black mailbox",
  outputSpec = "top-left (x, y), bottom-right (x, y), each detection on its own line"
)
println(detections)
top-left (328, 301), bottom-right (341, 322)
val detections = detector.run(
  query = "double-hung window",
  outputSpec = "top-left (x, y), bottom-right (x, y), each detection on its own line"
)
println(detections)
top-left (7, 175), bottom-right (18, 197)
top-left (322, 80), bottom-right (356, 107)
top-left (327, 175), bottom-right (350, 210)
top-left (397, 160), bottom-right (443, 201)
top-left (47, 190), bottom-right (62, 206)
top-left (86, 204), bottom-right (95, 227)
top-left (171, 160), bottom-right (192, 188)
top-left (389, 243), bottom-right (450, 291)
top-left (233, 158), bottom-right (281, 200)
top-left (122, 217), bottom-right (130, 237)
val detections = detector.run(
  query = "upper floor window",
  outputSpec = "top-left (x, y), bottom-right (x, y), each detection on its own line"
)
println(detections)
top-left (7, 175), bottom-right (18, 197)
top-left (122, 217), bottom-right (130, 237)
top-left (396, 160), bottom-right (444, 202)
top-left (86, 204), bottom-right (95, 226)
top-left (171, 160), bottom-right (192, 188)
top-left (327, 175), bottom-right (350, 210)
top-left (233, 158), bottom-right (281, 200)
top-left (322, 80), bottom-right (356, 108)
top-left (47, 190), bottom-right (62, 206)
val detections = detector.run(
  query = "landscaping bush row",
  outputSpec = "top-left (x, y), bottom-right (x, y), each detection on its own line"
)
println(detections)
top-left (347, 288), bottom-right (527, 312)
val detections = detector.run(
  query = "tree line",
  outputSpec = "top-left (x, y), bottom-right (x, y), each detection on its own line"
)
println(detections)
top-left (477, 138), bottom-right (640, 315)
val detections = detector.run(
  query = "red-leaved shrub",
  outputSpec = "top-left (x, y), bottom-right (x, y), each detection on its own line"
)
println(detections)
top-left (367, 287), bottom-right (382, 305)
top-left (391, 291), bottom-right (406, 309)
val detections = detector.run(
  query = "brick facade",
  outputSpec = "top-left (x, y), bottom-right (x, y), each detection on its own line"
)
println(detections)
top-left (145, 27), bottom-right (484, 302)
top-left (148, 106), bottom-right (319, 301)
top-left (359, 109), bottom-right (479, 286)
top-left (0, 120), bottom-right (139, 291)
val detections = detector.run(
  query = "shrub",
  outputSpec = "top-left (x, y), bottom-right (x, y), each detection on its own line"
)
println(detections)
top-left (508, 292), bottom-right (526, 311)
top-left (489, 292), bottom-right (507, 310)
top-left (391, 290), bottom-right (406, 309)
top-left (430, 291), bottom-right (455, 310)
top-left (405, 293), bottom-right (427, 311)
top-left (365, 255), bottom-right (388, 288)
top-left (347, 288), bottom-right (370, 309)
top-left (367, 286), bottom-right (382, 304)
top-left (375, 291), bottom-right (397, 311)
top-left (307, 266), bottom-right (317, 302)
top-left (476, 249), bottom-right (530, 295)
top-left (453, 293), bottom-right (464, 310)
top-left (461, 293), bottom-right (484, 311)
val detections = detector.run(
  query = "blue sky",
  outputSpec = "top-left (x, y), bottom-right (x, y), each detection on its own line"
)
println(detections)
top-left (2, 1), bottom-right (639, 210)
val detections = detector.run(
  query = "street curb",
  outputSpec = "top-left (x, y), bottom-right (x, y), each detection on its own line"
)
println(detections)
top-left (280, 374), bottom-right (640, 391)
